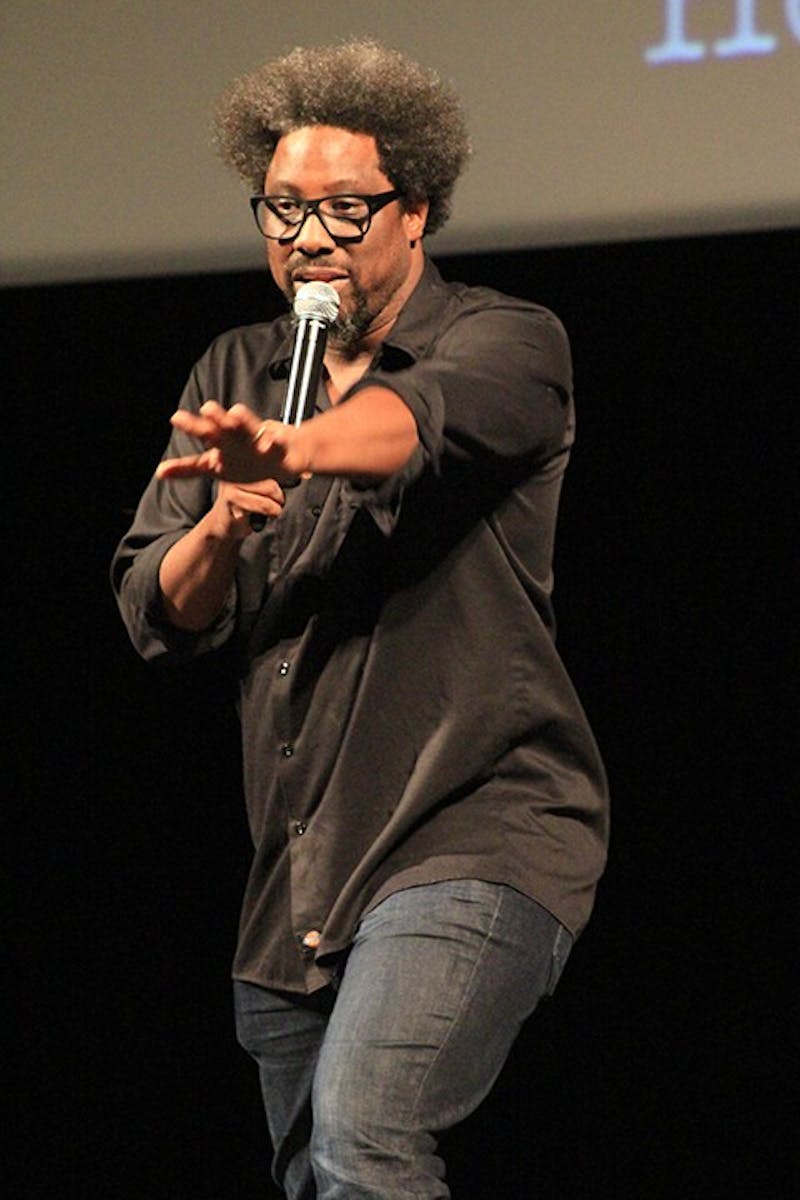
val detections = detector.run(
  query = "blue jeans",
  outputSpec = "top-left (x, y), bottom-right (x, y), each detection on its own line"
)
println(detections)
top-left (234, 880), bottom-right (571, 1199)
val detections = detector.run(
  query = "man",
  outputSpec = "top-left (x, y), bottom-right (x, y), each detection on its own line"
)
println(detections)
top-left (112, 40), bottom-right (608, 1200)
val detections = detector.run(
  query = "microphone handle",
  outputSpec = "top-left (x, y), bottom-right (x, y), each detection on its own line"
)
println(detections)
top-left (249, 315), bottom-right (328, 531)
top-left (282, 316), bottom-right (328, 425)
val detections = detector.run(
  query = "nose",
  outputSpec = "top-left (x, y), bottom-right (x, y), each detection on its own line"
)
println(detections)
top-left (292, 209), bottom-right (336, 255)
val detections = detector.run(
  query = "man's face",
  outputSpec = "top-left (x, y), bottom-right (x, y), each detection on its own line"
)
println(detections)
top-left (264, 126), bottom-right (428, 351)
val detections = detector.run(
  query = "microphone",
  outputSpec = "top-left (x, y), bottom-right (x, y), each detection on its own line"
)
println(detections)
top-left (250, 280), bottom-right (340, 530)
top-left (282, 280), bottom-right (340, 425)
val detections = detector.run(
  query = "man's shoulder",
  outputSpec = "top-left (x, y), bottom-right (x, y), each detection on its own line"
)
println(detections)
top-left (189, 312), bottom-right (294, 383)
top-left (394, 259), bottom-right (565, 358)
top-left (204, 312), bottom-right (293, 357)
top-left (180, 313), bottom-right (295, 401)
top-left (422, 260), bottom-right (564, 328)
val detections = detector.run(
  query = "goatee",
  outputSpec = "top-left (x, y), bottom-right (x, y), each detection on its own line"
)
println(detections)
top-left (330, 292), bottom-right (373, 357)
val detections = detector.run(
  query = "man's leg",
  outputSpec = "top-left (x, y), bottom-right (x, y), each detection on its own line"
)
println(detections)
top-left (233, 980), bottom-right (334, 1200)
top-left (310, 880), bottom-right (571, 1200)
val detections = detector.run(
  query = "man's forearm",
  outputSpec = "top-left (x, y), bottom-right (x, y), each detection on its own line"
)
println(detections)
top-left (288, 386), bottom-right (419, 478)
top-left (158, 509), bottom-right (242, 632)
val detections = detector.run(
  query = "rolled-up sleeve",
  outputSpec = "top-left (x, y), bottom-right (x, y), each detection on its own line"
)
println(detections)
top-left (110, 359), bottom-right (237, 662)
top-left (111, 474), bottom-right (237, 663)
top-left (360, 296), bottom-right (571, 461)
top-left (337, 294), bottom-right (573, 533)
top-left (421, 300), bottom-right (572, 462)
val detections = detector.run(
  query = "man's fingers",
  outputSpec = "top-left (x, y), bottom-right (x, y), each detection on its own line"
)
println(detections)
top-left (199, 400), bottom-right (226, 418)
top-left (169, 409), bottom-right (220, 441)
top-left (155, 448), bottom-right (219, 479)
top-left (228, 403), bottom-right (264, 434)
top-left (171, 403), bottom-right (266, 447)
top-left (162, 406), bottom-right (295, 483)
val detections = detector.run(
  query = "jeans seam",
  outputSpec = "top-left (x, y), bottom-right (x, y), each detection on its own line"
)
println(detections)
top-left (407, 882), bottom-right (506, 1125)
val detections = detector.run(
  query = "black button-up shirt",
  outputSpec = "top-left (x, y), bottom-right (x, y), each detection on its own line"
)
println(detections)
top-left (112, 259), bottom-right (609, 993)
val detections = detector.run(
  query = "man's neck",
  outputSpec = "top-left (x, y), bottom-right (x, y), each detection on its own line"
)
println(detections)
top-left (324, 349), bottom-right (374, 405)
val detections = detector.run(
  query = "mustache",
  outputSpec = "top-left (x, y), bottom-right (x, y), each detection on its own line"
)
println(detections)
top-left (287, 256), bottom-right (348, 277)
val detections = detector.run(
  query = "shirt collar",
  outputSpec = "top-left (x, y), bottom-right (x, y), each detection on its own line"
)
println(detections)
top-left (376, 257), bottom-right (450, 365)
top-left (268, 313), bottom-right (302, 379)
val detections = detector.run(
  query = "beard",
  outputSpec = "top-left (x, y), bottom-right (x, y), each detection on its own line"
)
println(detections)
top-left (281, 270), bottom-right (375, 358)
top-left (329, 284), bottom-right (373, 357)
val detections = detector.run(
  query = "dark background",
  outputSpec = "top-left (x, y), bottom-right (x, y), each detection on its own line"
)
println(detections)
top-left (9, 228), bottom-right (797, 1198)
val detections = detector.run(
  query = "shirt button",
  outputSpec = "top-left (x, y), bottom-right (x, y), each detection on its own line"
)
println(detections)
top-left (311, 505), bottom-right (322, 517)
top-left (281, 743), bottom-right (294, 758)
top-left (301, 930), bottom-right (321, 950)
top-left (293, 821), bottom-right (307, 836)
top-left (278, 660), bottom-right (290, 676)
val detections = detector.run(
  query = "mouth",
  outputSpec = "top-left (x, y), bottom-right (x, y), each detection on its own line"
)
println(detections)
top-left (292, 269), bottom-right (349, 286)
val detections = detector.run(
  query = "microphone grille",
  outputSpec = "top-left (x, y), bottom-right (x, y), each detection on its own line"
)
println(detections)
top-left (293, 281), bottom-right (340, 324)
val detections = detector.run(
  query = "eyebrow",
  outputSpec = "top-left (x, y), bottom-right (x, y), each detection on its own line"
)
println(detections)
top-left (266, 180), bottom-right (368, 195)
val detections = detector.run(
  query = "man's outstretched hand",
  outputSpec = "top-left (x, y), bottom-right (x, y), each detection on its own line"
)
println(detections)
top-left (156, 401), bottom-right (307, 485)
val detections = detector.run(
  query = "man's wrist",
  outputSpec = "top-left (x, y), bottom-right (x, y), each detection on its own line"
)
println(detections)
top-left (279, 423), bottom-right (314, 479)
top-left (203, 498), bottom-right (251, 544)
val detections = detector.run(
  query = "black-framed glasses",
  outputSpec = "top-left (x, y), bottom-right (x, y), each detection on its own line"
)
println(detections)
top-left (250, 190), bottom-right (401, 244)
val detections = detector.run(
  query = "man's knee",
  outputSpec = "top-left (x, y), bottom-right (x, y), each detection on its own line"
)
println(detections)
top-left (310, 1064), bottom-right (446, 1198)
top-left (310, 1064), bottom-right (380, 1176)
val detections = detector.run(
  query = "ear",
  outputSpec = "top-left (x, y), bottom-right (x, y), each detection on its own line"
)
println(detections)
top-left (403, 197), bottom-right (429, 244)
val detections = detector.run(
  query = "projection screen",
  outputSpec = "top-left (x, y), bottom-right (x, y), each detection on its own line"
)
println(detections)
top-left (2, 0), bottom-right (798, 285)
